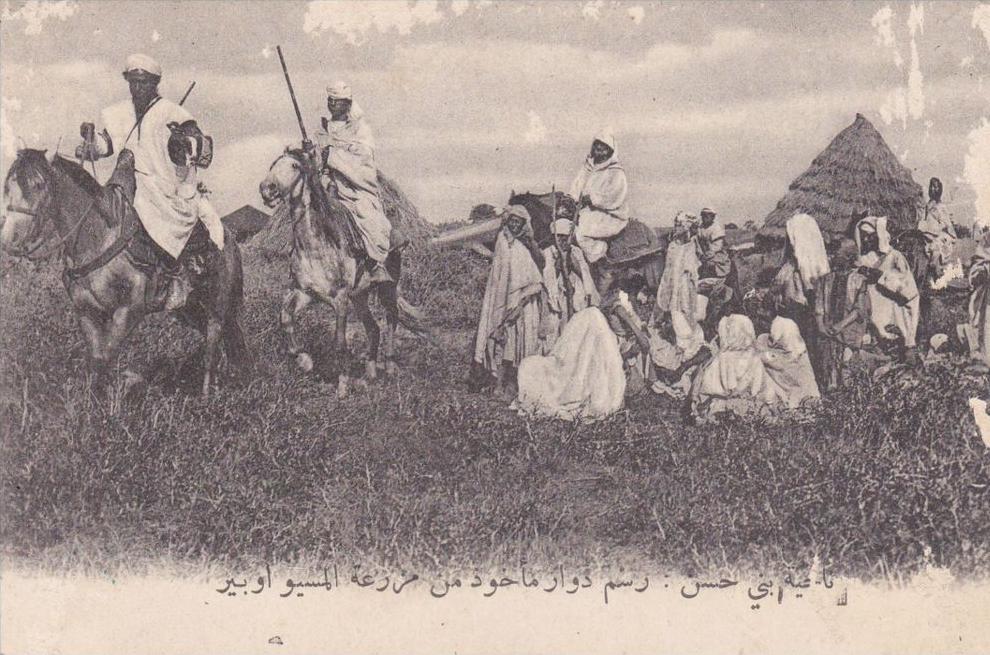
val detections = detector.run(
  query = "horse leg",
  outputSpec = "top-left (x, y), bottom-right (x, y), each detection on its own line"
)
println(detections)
top-left (330, 288), bottom-right (356, 397)
top-left (105, 306), bottom-right (146, 398)
top-left (351, 291), bottom-right (380, 383)
top-left (78, 312), bottom-right (112, 396)
top-left (281, 288), bottom-right (315, 372)
top-left (201, 317), bottom-right (222, 397)
top-left (378, 282), bottom-right (400, 378)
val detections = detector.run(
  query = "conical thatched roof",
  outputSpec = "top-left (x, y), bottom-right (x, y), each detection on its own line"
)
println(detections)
top-left (222, 205), bottom-right (270, 242)
top-left (759, 113), bottom-right (923, 243)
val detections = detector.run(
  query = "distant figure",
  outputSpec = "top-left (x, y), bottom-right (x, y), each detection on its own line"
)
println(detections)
top-left (514, 306), bottom-right (626, 422)
top-left (757, 316), bottom-right (821, 408)
top-left (696, 207), bottom-right (734, 338)
top-left (76, 53), bottom-right (222, 309)
top-left (540, 218), bottom-right (599, 350)
top-left (570, 129), bottom-right (630, 265)
top-left (917, 176), bottom-right (958, 281)
top-left (831, 216), bottom-right (920, 360)
top-left (472, 205), bottom-right (546, 397)
top-left (312, 81), bottom-right (394, 289)
top-left (770, 213), bottom-right (831, 388)
top-left (961, 235), bottom-right (990, 368)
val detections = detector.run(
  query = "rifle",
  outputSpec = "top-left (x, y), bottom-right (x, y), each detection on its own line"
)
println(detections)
top-left (179, 81), bottom-right (196, 106)
top-left (275, 45), bottom-right (362, 254)
top-left (550, 187), bottom-right (576, 318)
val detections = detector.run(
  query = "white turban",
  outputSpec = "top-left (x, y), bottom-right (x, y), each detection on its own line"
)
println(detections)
top-left (326, 81), bottom-right (353, 100)
top-left (551, 218), bottom-right (575, 235)
top-left (123, 53), bottom-right (162, 77)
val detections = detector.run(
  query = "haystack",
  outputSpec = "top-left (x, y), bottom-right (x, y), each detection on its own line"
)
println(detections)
top-left (221, 205), bottom-right (270, 243)
top-left (759, 113), bottom-right (923, 243)
top-left (255, 172), bottom-right (436, 259)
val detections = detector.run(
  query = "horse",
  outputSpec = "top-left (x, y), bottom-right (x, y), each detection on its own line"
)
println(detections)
top-left (1, 149), bottom-right (251, 397)
top-left (258, 148), bottom-right (428, 394)
top-left (506, 190), bottom-right (668, 294)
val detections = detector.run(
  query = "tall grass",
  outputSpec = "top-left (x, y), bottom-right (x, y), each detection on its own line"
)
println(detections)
top-left (1, 246), bottom-right (988, 580)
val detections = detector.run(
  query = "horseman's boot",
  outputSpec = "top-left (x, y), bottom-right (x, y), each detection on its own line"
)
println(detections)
top-left (354, 260), bottom-right (393, 293)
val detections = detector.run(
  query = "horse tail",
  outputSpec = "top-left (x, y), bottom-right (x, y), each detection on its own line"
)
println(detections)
top-left (223, 310), bottom-right (253, 373)
top-left (397, 295), bottom-right (435, 342)
top-left (220, 235), bottom-right (253, 373)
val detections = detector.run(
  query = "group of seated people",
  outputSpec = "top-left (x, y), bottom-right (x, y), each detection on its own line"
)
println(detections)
top-left (469, 133), bottom-right (989, 424)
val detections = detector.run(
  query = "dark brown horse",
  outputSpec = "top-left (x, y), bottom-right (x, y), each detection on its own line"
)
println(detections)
top-left (1, 149), bottom-right (250, 397)
top-left (506, 190), bottom-right (668, 294)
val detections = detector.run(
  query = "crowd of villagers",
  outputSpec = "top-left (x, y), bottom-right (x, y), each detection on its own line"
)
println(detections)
top-left (469, 133), bottom-right (990, 425)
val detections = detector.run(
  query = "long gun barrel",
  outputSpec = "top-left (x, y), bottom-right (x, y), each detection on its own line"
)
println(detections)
top-left (179, 81), bottom-right (196, 106)
top-left (276, 45), bottom-right (308, 142)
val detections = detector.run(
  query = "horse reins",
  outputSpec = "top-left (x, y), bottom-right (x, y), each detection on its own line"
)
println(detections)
top-left (4, 161), bottom-right (109, 277)
top-left (4, 194), bottom-right (97, 262)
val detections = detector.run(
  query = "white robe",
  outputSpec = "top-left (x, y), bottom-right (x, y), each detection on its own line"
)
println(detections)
top-left (316, 103), bottom-right (391, 262)
top-left (757, 317), bottom-right (820, 409)
top-left (570, 154), bottom-right (629, 263)
top-left (540, 244), bottom-right (599, 349)
top-left (473, 230), bottom-right (544, 371)
top-left (100, 98), bottom-right (221, 258)
top-left (515, 307), bottom-right (625, 422)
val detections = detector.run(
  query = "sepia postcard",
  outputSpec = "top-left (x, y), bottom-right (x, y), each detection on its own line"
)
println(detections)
top-left (1, 0), bottom-right (989, 653)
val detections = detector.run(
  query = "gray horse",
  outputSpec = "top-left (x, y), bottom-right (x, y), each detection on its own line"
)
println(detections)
top-left (259, 148), bottom-right (428, 396)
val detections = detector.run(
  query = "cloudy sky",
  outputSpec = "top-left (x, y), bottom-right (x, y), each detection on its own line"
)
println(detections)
top-left (2, 0), bottom-right (989, 227)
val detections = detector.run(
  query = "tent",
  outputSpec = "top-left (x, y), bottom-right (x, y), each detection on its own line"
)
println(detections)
top-left (759, 113), bottom-right (923, 244)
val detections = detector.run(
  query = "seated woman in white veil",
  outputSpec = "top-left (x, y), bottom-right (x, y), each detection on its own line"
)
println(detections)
top-left (513, 306), bottom-right (626, 422)
top-left (689, 314), bottom-right (784, 423)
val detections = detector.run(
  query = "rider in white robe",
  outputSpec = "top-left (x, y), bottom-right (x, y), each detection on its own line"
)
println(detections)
top-left (314, 81), bottom-right (393, 286)
top-left (82, 54), bottom-right (223, 259)
top-left (77, 54), bottom-right (223, 309)
top-left (570, 129), bottom-right (630, 264)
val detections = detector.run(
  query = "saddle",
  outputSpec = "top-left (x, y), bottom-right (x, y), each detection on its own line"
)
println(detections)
top-left (602, 219), bottom-right (666, 266)
top-left (65, 149), bottom-right (215, 305)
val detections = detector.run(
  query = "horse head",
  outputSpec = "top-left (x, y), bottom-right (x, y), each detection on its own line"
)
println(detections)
top-left (1, 148), bottom-right (57, 256)
top-left (259, 148), bottom-right (308, 209)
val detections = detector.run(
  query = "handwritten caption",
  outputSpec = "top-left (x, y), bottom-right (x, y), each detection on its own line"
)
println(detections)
top-left (215, 564), bottom-right (847, 608)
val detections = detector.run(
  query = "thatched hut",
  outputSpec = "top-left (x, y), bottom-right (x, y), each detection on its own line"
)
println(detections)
top-left (221, 205), bottom-right (270, 242)
top-left (758, 113), bottom-right (923, 245)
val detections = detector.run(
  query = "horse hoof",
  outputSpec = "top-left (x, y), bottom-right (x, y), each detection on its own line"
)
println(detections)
top-left (296, 353), bottom-right (314, 373)
top-left (364, 361), bottom-right (378, 382)
top-left (337, 375), bottom-right (349, 398)
top-left (385, 361), bottom-right (398, 378)
top-left (121, 370), bottom-right (146, 396)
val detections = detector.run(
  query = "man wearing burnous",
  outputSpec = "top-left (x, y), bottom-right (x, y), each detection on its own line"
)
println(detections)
top-left (312, 81), bottom-right (394, 287)
top-left (76, 53), bottom-right (223, 310)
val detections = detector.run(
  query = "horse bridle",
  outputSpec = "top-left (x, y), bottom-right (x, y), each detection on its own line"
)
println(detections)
top-left (4, 170), bottom-right (98, 262)
top-left (269, 152), bottom-right (308, 208)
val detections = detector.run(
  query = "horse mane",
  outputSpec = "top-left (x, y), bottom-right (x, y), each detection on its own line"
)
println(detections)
top-left (11, 149), bottom-right (52, 195)
top-left (278, 148), bottom-right (345, 248)
top-left (52, 154), bottom-right (104, 197)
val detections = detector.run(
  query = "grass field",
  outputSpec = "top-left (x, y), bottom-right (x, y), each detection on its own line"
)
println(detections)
top-left (1, 242), bottom-right (988, 582)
